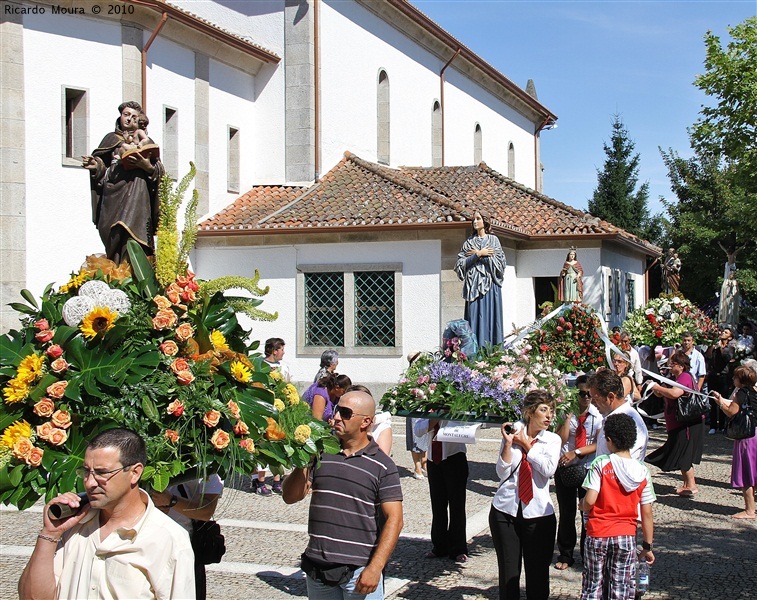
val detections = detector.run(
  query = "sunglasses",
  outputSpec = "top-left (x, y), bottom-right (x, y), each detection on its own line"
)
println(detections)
top-left (578, 390), bottom-right (590, 399)
top-left (334, 405), bottom-right (370, 420)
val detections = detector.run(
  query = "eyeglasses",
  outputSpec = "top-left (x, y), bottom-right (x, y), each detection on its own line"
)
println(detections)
top-left (75, 465), bottom-right (133, 483)
top-left (334, 405), bottom-right (370, 420)
top-left (577, 390), bottom-right (590, 398)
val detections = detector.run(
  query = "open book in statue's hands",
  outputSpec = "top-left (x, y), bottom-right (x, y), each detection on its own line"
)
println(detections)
top-left (121, 143), bottom-right (160, 169)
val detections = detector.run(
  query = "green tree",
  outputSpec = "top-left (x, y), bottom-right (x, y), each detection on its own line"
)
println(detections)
top-left (589, 115), bottom-right (662, 244)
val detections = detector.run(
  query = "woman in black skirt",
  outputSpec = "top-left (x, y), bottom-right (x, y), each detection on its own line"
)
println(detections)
top-left (646, 351), bottom-right (704, 496)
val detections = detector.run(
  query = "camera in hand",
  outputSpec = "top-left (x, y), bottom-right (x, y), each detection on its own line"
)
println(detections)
top-left (504, 424), bottom-right (514, 434)
top-left (48, 492), bottom-right (89, 520)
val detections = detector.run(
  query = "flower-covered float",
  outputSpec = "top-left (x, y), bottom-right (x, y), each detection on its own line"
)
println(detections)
top-left (0, 166), bottom-right (339, 510)
top-left (623, 293), bottom-right (718, 347)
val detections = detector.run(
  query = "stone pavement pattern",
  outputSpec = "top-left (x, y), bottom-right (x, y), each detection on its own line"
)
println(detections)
top-left (1, 421), bottom-right (755, 599)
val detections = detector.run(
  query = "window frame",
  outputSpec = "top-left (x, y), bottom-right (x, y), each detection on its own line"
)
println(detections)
top-left (163, 105), bottom-right (179, 180)
top-left (61, 86), bottom-right (89, 167)
top-left (227, 125), bottom-right (240, 193)
top-left (297, 263), bottom-right (403, 357)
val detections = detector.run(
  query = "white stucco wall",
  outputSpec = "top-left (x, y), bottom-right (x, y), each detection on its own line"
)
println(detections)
top-left (318, 0), bottom-right (538, 185)
top-left (23, 14), bottom-right (123, 296)
top-left (193, 239), bottom-right (441, 387)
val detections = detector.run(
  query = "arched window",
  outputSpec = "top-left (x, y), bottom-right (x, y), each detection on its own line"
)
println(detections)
top-left (474, 123), bottom-right (482, 164)
top-left (432, 100), bottom-right (442, 167)
top-left (377, 70), bottom-right (390, 165)
top-left (507, 142), bottom-right (515, 178)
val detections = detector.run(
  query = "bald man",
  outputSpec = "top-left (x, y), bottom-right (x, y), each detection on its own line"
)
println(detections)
top-left (283, 389), bottom-right (403, 599)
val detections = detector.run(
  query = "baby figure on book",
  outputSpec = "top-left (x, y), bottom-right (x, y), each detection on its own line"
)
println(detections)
top-left (113, 112), bottom-right (160, 170)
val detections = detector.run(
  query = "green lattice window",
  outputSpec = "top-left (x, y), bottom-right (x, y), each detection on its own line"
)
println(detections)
top-left (355, 271), bottom-right (395, 347)
top-left (304, 273), bottom-right (344, 346)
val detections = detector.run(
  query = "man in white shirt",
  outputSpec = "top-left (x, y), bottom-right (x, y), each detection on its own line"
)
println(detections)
top-left (682, 331), bottom-right (707, 391)
top-left (589, 370), bottom-right (648, 460)
top-left (619, 330), bottom-right (643, 386)
top-left (19, 428), bottom-right (195, 600)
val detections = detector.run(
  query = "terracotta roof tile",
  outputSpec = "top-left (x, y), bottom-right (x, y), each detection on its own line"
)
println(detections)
top-left (198, 152), bottom-right (659, 254)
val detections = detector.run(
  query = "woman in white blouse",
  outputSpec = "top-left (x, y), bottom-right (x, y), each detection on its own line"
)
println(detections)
top-left (489, 389), bottom-right (561, 599)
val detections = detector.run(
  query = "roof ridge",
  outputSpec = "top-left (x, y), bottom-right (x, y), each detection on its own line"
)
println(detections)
top-left (257, 180), bottom-right (321, 224)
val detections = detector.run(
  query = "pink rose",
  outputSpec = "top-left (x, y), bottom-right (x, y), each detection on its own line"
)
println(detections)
top-left (153, 295), bottom-right (172, 310)
top-left (239, 438), bottom-right (255, 453)
top-left (46, 380), bottom-right (68, 399)
top-left (35, 330), bottom-right (55, 343)
top-left (45, 345), bottom-right (63, 359)
top-left (176, 370), bottom-right (195, 385)
top-left (34, 318), bottom-right (49, 331)
top-left (170, 358), bottom-right (190, 374)
top-left (166, 400), bottom-right (185, 417)
top-left (48, 428), bottom-right (68, 446)
top-left (174, 323), bottom-right (194, 342)
top-left (152, 308), bottom-right (178, 330)
top-left (51, 410), bottom-right (72, 429)
top-left (210, 429), bottom-right (230, 450)
top-left (36, 421), bottom-right (55, 441)
top-left (159, 340), bottom-right (179, 356)
top-left (33, 398), bottom-right (55, 417)
top-left (50, 358), bottom-right (69, 374)
top-left (203, 410), bottom-right (221, 427)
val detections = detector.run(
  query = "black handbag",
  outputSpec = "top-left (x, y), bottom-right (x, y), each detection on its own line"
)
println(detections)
top-left (191, 519), bottom-right (226, 565)
top-left (725, 390), bottom-right (757, 441)
top-left (555, 463), bottom-right (588, 488)
top-left (675, 391), bottom-right (708, 423)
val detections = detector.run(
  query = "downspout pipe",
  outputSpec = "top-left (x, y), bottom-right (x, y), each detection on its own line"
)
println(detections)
top-left (440, 48), bottom-right (461, 167)
top-left (314, 0), bottom-right (321, 181)
top-left (141, 12), bottom-right (168, 111)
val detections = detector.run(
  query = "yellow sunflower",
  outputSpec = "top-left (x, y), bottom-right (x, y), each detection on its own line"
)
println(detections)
top-left (230, 360), bottom-right (252, 383)
top-left (269, 370), bottom-right (283, 382)
top-left (2, 378), bottom-right (29, 404)
top-left (1, 420), bottom-right (33, 449)
top-left (16, 353), bottom-right (44, 384)
top-left (210, 330), bottom-right (229, 351)
top-left (59, 270), bottom-right (88, 294)
top-left (80, 306), bottom-right (118, 339)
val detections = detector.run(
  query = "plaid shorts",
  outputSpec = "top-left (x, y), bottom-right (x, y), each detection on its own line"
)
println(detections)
top-left (581, 535), bottom-right (637, 600)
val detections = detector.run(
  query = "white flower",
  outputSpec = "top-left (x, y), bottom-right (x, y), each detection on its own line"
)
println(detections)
top-left (645, 308), bottom-right (654, 315)
top-left (671, 297), bottom-right (681, 305)
top-left (670, 313), bottom-right (679, 321)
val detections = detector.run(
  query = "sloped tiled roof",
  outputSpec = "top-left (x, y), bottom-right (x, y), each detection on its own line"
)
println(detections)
top-left (199, 152), bottom-right (660, 255)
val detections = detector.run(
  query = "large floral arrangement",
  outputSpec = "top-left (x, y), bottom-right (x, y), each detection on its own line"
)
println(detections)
top-left (0, 166), bottom-right (339, 510)
top-left (526, 303), bottom-right (607, 373)
top-left (623, 293), bottom-right (718, 347)
top-left (381, 343), bottom-right (577, 425)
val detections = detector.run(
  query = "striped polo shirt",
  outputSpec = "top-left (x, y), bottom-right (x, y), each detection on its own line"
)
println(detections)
top-left (305, 439), bottom-right (403, 567)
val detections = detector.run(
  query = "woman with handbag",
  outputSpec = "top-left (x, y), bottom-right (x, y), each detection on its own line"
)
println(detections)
top-left (711, 365), bottom-right (757, 519)
top-left (554, 375), bottom-right (602, 570)
top-left (489, 390), bottom-right (561, 599)
top-left (646, 351), bottom-right (704, 496)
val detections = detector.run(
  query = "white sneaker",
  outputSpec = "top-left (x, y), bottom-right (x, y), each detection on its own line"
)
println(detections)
top-left (413, 472), bottom-right (425, 480)
top-left (708, 428), bottom-right (716, 435)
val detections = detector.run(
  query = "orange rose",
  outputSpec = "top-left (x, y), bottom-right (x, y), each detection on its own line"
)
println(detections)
top-left (176, 370), bottom-right (195, 386)
top-left (166, 400), bottom-right (185, 417)
top-left (50, 358), bottom-right (69, 374)
top-left (233, 421), bottom-right (249, 436)
top-left (227, 400), bottom-right (241, 420)
top-left (180, 288), bottom-right (197, 303)
top-left (35, 330), bottom-right (55, 343)
top-left (45, 344), bottom-right (63, 359)
top-left (46, 380), bottom-right (68, 399)
top-left (51, 410), bottom-right (72, 429)
top-left (152, 308), bottom-right (178, 330)
top-left (48, 428), bottom-right (69, 446)
top-left (164, 429), bottom-right (179, 443)
top-left (264, 417), bottom-right (286, 441)
top-left (33, 398), bottom-right (55, 417)
top-left (170, 358), bottom-right (190, 374)
top-left (203, 410), bottom-right (221, 427)
top-left (153, 295), bottom-right (172, 310)
top-left (27, 446), bottom-right (44, 467)
top-left (175, 323), bottom-right (194, 342)
top-left (34, 318), bottom-right (50, 330)
top-left (166, 283), bottom-right (182, 305)
top-left (36, 421), bottom-right (55, 441)
top-left (239, 438), bottom-right (255, 453)
top-left (159, 340), bottom-right (179, 356)
top-left (12, 437), bottom-right (33, 460)
top-left (210, 429), bottom-right (230, 450)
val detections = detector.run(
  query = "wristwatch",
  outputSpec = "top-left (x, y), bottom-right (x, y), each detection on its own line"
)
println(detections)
top-left (575, 448), bottom-right (583, 456)
top-left (168, 495), bottom-right (179, 508)
top-left (641, 541), bottom-right (653, 551)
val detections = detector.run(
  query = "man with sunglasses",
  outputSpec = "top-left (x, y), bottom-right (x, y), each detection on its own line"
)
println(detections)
top-left (283, 389), bottom-right (403, 599)
top-left (19, 428), bottom-right (195, 599)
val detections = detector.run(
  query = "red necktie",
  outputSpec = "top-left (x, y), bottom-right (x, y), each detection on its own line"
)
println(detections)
top-left (431, 423), bottom-right (443, 464)
top-left (518, 454), bottom-right (534, 505)
top-left (575, 413), bottom-right (589, 450)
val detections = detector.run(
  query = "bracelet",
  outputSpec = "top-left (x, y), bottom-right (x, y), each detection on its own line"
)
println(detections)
top-left (641, 541), bottom-right (653, 551)
top-left (38, 533), bottom-right (61, 544)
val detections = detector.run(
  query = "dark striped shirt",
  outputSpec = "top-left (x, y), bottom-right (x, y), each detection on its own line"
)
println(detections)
top-left (305, 439), bottom-right (403, 567)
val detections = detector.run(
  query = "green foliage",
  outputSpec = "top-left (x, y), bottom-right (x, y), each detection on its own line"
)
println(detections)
top-left (155, 163), bottom-right (197, 286)
top-left (588, 115), bottom-right (663, 245)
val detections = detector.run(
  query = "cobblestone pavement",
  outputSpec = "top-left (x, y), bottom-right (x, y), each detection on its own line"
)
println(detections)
top-left (1, 420), bottom-right (755, 599)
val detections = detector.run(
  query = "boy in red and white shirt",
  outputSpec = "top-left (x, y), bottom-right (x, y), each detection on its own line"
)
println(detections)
top-left (580, 413), bottom-right (656, 600)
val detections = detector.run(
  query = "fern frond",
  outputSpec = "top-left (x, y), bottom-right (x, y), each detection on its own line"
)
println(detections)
top-left (178, 188), bottom-right (199, 274)
top-left (226, 299), bottom-right (278, 322)
top-left (199, 272), bottom-right (270, 299)
top-left (154, 164), bottom-right (197, 285)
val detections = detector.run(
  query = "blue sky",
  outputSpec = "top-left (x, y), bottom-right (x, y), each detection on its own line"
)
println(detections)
top-left (412, 0), bottom-right (755, 216)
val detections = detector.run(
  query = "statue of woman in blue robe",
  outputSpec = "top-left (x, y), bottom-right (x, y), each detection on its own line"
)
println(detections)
top-left (454, 211), bottom-right (506, 347)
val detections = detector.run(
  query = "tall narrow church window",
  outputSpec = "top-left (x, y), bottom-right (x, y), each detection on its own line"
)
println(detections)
top-left (62, 87), bottom-right (88, 164)
top-left (432, 101), bottom-right (442, 167)
top-left (507, 142), bottom-right (515, 178)
top-left (163, 106), bottom-right (178, 179)
top-left (228, 127), bottom-right (240, 193)
top-left (377, 70), bottom-right (390, 165)
top-left (474, 123), bottom-right (482, 164)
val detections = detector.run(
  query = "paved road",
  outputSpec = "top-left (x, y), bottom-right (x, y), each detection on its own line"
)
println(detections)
top-left (1, 421), bottom-right (755, 599)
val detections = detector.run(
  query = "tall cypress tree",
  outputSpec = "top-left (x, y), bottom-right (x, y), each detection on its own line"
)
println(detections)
top-left (589, 116), bottom-right (660, 243)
